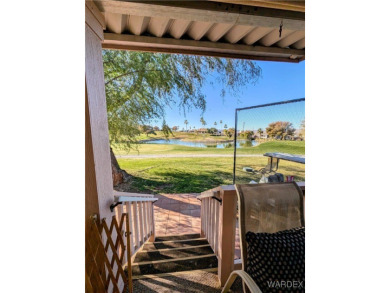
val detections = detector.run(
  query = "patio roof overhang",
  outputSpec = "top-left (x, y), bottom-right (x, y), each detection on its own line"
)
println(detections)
top-left (95, 0), bottom-right (305, 62)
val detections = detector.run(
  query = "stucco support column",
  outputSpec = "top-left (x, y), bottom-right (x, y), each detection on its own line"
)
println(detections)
top-left (85, 2), bottom-right (113, 223)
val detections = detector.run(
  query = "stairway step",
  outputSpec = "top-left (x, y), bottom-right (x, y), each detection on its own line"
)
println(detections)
top-left (132, 255), bottom-right (218, 276)
top-left (154, 233), bottom-right (201, 242)
top-left (143, 239), bottom-right (208, 251)
top-left (132, 267), bottom-right (218, 280)
top-left (133, 245), bottom-right (214, 263)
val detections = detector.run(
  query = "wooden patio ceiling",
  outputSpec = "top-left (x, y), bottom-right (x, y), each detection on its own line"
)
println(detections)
top-left (95, 1), bottom-right (305, 62)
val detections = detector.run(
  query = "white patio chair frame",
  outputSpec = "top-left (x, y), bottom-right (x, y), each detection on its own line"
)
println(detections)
top-left (222, 182), bottom-right (305, 293)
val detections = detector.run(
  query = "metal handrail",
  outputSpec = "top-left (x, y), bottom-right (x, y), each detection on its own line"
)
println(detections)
top-left (110, 195), bottom-right (158, 212)
top-left (197, 190), bottom-right (220, 200)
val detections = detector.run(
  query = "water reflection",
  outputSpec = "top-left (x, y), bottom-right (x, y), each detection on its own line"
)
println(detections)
top-left (144, 139), bottom-right (258, 149)
top-left (239, 140), bottom-right (254, 148)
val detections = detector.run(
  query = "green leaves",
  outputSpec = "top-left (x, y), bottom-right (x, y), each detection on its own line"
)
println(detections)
top-left (224, 128), bottom-right (235, 138)
top-left (266, 121), bottom-right (296, 140)
top-left (161, 119), bottom-right (173, 139)
top-left (103, 50), bottom-right (261, 149)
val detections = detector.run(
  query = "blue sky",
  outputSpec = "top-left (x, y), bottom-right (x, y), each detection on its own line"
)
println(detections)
top-left (237, 99), bottom-right (305, 132)
top-left (159, 60), bottom-right (305, 130)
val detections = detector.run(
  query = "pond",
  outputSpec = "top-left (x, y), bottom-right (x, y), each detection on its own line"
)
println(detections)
top-left (143, 139), bottom-right (259, 149)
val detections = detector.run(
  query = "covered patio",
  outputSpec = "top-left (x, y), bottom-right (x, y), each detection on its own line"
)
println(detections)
top-left (85, 1), bottom-right (305, 292)
top-left (3, 0), bottom-right (389, 292)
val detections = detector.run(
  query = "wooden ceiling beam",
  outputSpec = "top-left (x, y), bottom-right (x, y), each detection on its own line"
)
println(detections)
top-left (212, 1), bottom-right (305, 13)
top-left (87, 1), bottom-right (106, 29)
top-left (104, 12), bottom-right (127, 34)
top-left (95, 1), bottom-right (304, 31)
top-left (103, 33), bottom-right (304, 63)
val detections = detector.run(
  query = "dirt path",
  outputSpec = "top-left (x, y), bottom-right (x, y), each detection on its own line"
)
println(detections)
top-left (116, 154), bottom-right (265, 159)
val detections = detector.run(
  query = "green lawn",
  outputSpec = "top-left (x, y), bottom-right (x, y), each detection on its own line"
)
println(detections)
top-left (117, 140), bottom-right (305, 193)
top-left (113, 140), bottom-right (305, 156)
top-left (115, 131), bottom-right (232, 144)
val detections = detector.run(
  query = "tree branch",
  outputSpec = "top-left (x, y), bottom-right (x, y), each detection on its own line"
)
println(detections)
top-left (105, 69), bottom-right (162, 86)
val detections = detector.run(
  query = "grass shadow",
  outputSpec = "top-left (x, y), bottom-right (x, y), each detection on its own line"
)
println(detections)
top-left (124, 170), bottom-right (233, 194)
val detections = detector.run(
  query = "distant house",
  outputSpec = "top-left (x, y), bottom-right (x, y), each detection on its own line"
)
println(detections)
top-left (294, 129), bottom-right (305, 140)
top-left (260, 132), bottom-right (268, 139)
top-left (198, 128), bottom-right (208, 134)
top-left (275, 135), bottom-right (282, 140)
top-left (254, 130), bottom-right (268, 139)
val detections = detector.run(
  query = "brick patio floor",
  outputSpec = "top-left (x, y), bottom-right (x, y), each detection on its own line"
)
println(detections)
top-left (153, 193), bottom-right (201, 235)
top-left (153, 193), bottom-right (241, 259)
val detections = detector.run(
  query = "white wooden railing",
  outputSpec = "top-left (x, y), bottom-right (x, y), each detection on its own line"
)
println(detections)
top-left (113, 192), bottom-right (158, 257)
top-left (197, 185), bottom-right (238, 287)
top-left (198, 190), bottom-right (221, 254)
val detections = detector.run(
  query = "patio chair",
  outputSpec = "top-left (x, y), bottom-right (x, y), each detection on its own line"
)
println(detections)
top-left (222, 182), bottom-right (305, 293)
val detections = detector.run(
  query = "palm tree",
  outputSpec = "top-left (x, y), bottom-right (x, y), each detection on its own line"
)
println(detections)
top-left (258, 128), bottom-right (263, 139)
top-left (184, 119), bottom-right (188, 131)
top-left (200, 117), bottom-right (207, 135)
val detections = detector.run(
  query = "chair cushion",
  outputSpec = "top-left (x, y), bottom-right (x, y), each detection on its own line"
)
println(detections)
top-left (246, 227), bottom-right (305, 292)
